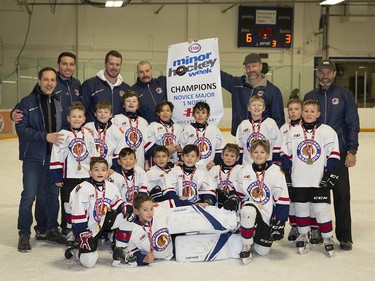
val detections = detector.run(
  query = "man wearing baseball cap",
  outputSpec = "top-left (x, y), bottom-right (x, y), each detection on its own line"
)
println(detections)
top-left (220, 53), bottom-right (285, 136)
top-left (304, 59), bottom-right (359, 251)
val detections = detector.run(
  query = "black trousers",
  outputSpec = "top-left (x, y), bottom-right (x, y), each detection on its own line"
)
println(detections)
top-left (333, 152), bottom-right (352, 243)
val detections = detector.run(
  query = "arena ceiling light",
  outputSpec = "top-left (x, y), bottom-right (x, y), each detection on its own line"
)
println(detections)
top-left (320, 0), bottom-right (345, 5)
top-left (105, 1), bottom-right (123, 7)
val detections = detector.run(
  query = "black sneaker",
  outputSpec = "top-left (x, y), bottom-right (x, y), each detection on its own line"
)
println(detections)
top-left (18, 236), bottom-right (31, 253)
top-left (35, 230), bottom-right (47, 241)
top-left (46, 228), bottom-right (66, 244)
top-left (340, 241), bottom-right (352, 251)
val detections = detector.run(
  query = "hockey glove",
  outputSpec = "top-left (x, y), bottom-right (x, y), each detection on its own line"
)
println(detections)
top-left (77, 230), bottom-right (98, 253)
top-left (150, 185), bottom-right (163, 202)
top-left (223, 195), bottom-right (240, 211)
top-left (122, 203), bottom-right (135, 222)
top-left (216, 189), bottom-right (228, 207)
top-left (269, 218), bottom-right (285, 241)
top-left (320, 170), bottom-right (339, 190)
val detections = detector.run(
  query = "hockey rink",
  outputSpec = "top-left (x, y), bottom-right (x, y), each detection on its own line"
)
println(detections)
top-left (1, 132), bottom-right (374, 281)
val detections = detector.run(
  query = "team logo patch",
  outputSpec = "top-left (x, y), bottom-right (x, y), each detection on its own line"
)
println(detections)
top-left (332, 98), bottom-right (339, 105)
top-left (246, 133), bottom-right (267, 151)
top-left (125, 186), bottom-right (139, 203)
top-left (119, 90), bottom-right (125, 97)
top-left (193, 137), bottom-right (212, 159)
top-left (125, 128), bottom-right (143, 148)
top-left (247, 181), bottom-right (271, 205)
top-left (74, 89), bottom-right (80, 97)
top-left (68, 138), bottom-right (89, 161)
top-left (217, 180), bottom-right (233, 193)
top-left (296, 140), bottom-right (321, 164)
top-left (156, 87), bottom-right (163, 94)
top-left (161, 133), bottom-right (177, 146)
top-left (152, 228), bottom-right (171, 252)
top-left (182, 181), bottom-right (198, 203)
top-left (94, 139), bottom-right (109, 158)
top-left (92, 198), bottom-right (110, 222)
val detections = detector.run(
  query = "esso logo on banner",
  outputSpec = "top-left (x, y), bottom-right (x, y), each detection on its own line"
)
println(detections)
top-left (188, 43), bottom-right (201, 53)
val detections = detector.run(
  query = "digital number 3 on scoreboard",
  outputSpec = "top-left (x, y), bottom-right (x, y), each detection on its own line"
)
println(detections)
top-left (238, 6), bottom-right (293, 49)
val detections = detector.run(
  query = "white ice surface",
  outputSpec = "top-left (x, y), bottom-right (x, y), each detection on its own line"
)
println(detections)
top-left (1, 133), bottom-right (374, 281)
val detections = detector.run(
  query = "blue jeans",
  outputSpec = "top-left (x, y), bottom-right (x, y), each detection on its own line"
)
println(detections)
top-left (17, 159), bottom-right (59, 236)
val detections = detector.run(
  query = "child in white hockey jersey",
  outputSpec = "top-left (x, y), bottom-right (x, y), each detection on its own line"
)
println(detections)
top-left (181, 102), bottom-right (226, 171)
top-left (147, 101), bottom-right (183, 164)
top-left (233, 140), bottom-right (289, 264)
top-left (164, 144), bottom-right (216, 206)
top-left (280, 98), bottom-right (303, 242)
top-left (84, 101), bottom-right (125, 169)
top-left (146, 146), bottom-right (174, 203)
top-left (111, 90), bottom-right (154, 170)
top-left (209, 143), bottom-right (242, 209)
top-left (108, 147), bottom-right (148, 204)
top-left (282, 100), bottom-right (340, 256)
top-left (50, 102), bottom-right (97, 246)
top-left (236, 96), bottom-right (282, 165)
top-left (65, 157), bottom-right (137, 268)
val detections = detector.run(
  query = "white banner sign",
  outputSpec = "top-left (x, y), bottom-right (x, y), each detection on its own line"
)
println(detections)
top-left (167, 38), bottom-right (223, 126)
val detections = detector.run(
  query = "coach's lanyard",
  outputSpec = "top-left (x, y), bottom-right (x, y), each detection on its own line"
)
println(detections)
top-left (254, 164), bottom-right (267, 209)
top-left (302, 124), bottom-right (316, 165)
top-left (160, 120), bottom-right (174, 146)
top-left (142, 222), bottom-right (154, 252)
top-left (251, 117), bottom-right (262, 140)
top-left (71, 127), bottom-right (85, 171)
top-left (94, 182), bottom-right (106, 231)
top-left (97, 123), bottom-right (108, 157)
top-left (219, 166), bottom-right (233, 194)
top-left (121, 169), bottom-right (136, 204)
top-left (182, 167), bottom-right (196, 198)
top-left (128, 117), bottom-right (139, 149)
top-left (195, 123), bottom-right (207, 160)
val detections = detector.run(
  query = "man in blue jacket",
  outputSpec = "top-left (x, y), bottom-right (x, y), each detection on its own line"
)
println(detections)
top-left (304, 59), bottom-right (360, 251)
top-left (131, 60), bottom-right (167, 123)
top-left (220, 53), bottom-right (285, 136)
top-left (15, 67), bottom-right (66, 252)
top-left (11, 52), bottom-right (81, 128)
top-left (81, 50), bottom-right (131, 122)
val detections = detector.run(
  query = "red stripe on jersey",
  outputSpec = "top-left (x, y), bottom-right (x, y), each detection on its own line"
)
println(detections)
top-left (50, 161), bottom-right (63, 167)
top-left (144, 141), bottom-right (152, 151)
top-left (240, 226), bottom-right (254, 239)
top-left (71, 214), bottom-right (86, 220)
top-left (116, 230), bottom-right (132, 243)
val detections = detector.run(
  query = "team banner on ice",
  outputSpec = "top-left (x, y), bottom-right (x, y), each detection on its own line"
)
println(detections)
top-left (167, 38), bottom-right (223, 125)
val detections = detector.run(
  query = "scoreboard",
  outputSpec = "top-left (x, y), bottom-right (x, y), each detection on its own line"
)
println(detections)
top-left (238, 6), bottom-right (293, 49)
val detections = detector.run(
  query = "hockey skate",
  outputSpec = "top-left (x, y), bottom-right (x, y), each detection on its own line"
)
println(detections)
top-left (64, 245), bottom-right (79, 260)
top-left (288, 226), bottom-right (299, 241)
top-left (240, 243), bottom-right (254, 265)
top-left (310, 227), bottom-right (323, 245)
top-left (112, 246), bottom-right (137, 268)
top-left (296, 233), bottom-right (311, 255)
top-left (323, 237), bottom-right (335, 257)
